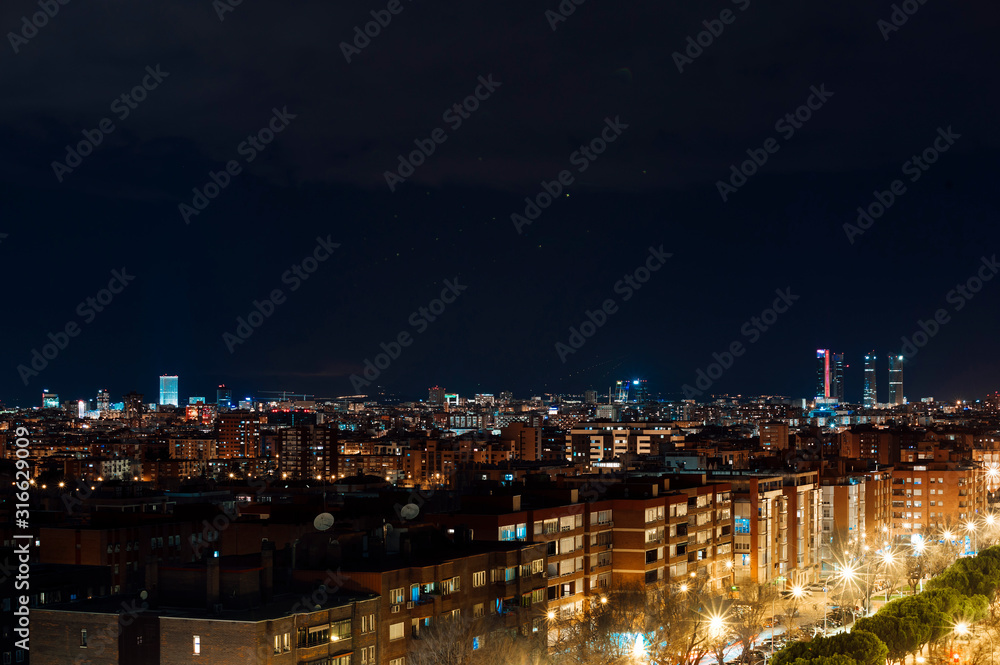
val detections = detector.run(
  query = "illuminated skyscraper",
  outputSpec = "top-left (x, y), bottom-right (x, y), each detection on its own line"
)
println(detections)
top-left (816, 350), bottom-right (830, 400)
top-left (42, 390), bottom-right (59, 408)
top-left (216, 384), bottom-right (232, 410)
top-left (888, 355), bottom-right (904, 405)
top-left (815, 350), bottom-right (845, 403)
top-left (831, 353), bottom-right (844, 403)
top-left (631, 379), bottom-right (649, 403)
top-left (96, 389), bottom-right (110, 412)
top-left (159, 375), bottom-right (179, 407)
top-left (863, 353), bottom-right (878, 408)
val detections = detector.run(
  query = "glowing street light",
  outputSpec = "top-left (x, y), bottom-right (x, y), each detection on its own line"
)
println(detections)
top-left (547, 610), bottom-right (556, 620)
top-left (792, 585), bottom-right (804, 598)
top-left (955, 622), bottom-right (970, 636)
top-left (708, 615), bottom-right (726, 638)
top-left (679, 584), bottom-right (689, 593)
top-left (633, 634), bottom-right (647, 660)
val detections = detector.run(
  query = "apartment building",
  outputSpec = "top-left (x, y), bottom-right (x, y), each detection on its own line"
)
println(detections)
top-left (716, 470), bottom-right (821, 588)
top-left (339, 539), bottom-right (548, 664)
top-left (890, 461), bottom-right (986, 538)
top-left (568, 423), bottom-right (683, 464)
top-left (216, 411), bottom-right (261, 458)
top-left (278, 424), bottom-right (335, 479)
top-left (433, 477), bottom-right (734, 619)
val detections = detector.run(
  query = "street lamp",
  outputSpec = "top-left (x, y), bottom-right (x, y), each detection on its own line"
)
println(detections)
top-left (881, 550), bottom-right (896, 603)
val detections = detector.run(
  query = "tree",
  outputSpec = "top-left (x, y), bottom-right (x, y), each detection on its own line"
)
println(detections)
top-left (729, 582), bottom-right (779, 655)
top-left (853, 612), bottom-right (924, 665)
top-left (639, 583), bottom-right (734, 665)
top-left (905, 551), bottom-right (927, 596)
top-left (408, 613), bottom-right (542, 665)
top-left (789, 656), bottom-right (859, 665)
top-left (771, 629), bottom-right (887, 665)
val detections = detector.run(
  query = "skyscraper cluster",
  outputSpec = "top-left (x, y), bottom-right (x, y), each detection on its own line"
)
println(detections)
top-left (817, 350), bottom-right (904, 407)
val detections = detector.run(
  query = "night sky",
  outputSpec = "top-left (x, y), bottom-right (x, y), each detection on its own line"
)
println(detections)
top-left (2, 0), bottom-right (999, 407)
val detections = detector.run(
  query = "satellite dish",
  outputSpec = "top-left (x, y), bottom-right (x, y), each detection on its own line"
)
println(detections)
top-left (314, 513), bottom-right (335, 531)
top-left (400, 504), bottom-right (420, 520)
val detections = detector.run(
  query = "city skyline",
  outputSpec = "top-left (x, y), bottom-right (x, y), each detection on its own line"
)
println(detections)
top-left (4, 2), bottom-right (999, 663)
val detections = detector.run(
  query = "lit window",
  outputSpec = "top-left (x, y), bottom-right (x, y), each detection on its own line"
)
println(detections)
top-left (193, 635), bottom-right (201, 655)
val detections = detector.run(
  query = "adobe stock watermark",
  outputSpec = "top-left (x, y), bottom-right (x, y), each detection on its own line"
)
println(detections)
top-left (511, 116), bottom-right (629, 234)
top-left (179, 106), bottom-right (297, 224)
top-left (843, 126), bottom-right (960, 244)
top-left (51, 65), bottom-right (170, 182)
top-left (899, 255), bottom-right (998, 359)
top-left (545, 0), bottom-right (589, 31)
top-left (340, 0), bottom-right (414, 63)
top-left (878, 0), bottom-right (931, 41)
top-left (222, 235), bottom-right (340, 353)
top-left (349, 277), bottom-right (468, 392)
top-left (681, 287), bottom-right (799, 398)
top-left (555, 245), bottom-right (671, 363)
top-left (17, 268), bottom-right (135, 385)
top-left (672, 0), bottom-right (752, 73)
top-left (7, 0), bottom-right (71, 54)
top-left (213, 0), bottom-right (245, 21)
top-left (384, 75), bottom-right (502, 192)
top-left (716, 84), bottom-right (834, 202)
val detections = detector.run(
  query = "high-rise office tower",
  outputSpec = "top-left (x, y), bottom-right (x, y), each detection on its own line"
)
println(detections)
top-left (159, 375), bottom-right (179, 407)
top-left (863, 353), bottom-right (878, 408)
top-left (42, 390), bottom-right (59, 408)
top-left (816, 350), bottom-right (829, 400)
top-left (428, 386), bottom-right (445, 404)
top-left (816, 350), bottom-right (845, 403)
top-left (584, 390), bottom-right (598, 404)
top-left (632, 379), bottom-right (650, 403)
top-left (831, 353), bottom-right (844, 403)
top-left (216, 384), bottom-right (232, 409)
top-left (888, 355), bottom-right (904, 405)
top-left (96, 389), bottom-right (110, 412)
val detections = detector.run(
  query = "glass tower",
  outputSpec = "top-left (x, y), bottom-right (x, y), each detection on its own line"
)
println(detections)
top-left (816, 350), bottom-right (844, 403)
top-left (863, 353), bottom-right (878, 408)
top-left (216, 384), bottom-right (233, 409)
top-left (159, 375), bottom-right (179, 407)
top-left (816, 350), bottom-right (829, 400)
top-left (831, 353), bottom-right (845, 403)
top-left (888, 356), bottom-right (904, 405)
